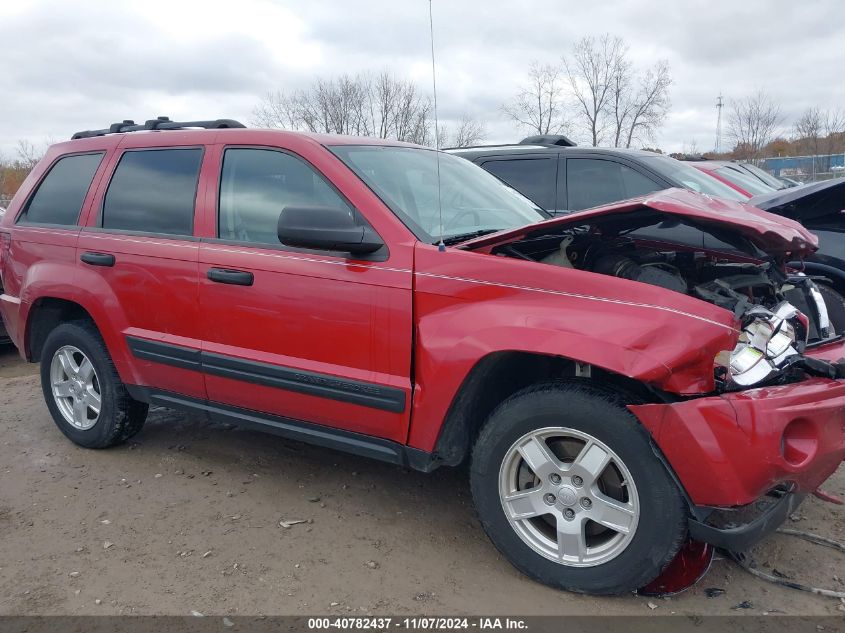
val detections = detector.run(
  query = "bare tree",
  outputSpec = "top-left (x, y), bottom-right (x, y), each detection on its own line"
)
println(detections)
top-left (794, 106), bottom-right (823, 156)
top-left (252, 70), bottom-right (436, 145)
top-left (683, 139), bottom-right (700, 156)
top-left (612, 60), bottom-right (672, 148)
top-left (727, 91), bottom-right (783, 160)
top-left (823, 108), bottom-right (845, 155)
top-left (16, 140), bottom-right (43, 170)
top-left (501, 62), bottom-right (569, 136)
top-left (447, 115), bottom-right (487, 148)
top-left (564, 35), bottom-right (626, 146)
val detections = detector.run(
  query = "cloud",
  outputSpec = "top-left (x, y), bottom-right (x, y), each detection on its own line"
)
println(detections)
top-left (1, 0), bottom-right (843, 156)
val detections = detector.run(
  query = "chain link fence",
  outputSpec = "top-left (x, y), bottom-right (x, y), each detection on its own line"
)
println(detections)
top-left (761, 153), bottom-right (845, 184)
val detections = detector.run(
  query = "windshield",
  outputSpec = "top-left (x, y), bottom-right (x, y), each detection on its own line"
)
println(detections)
top-left (715, 166), bottom-right (777, 196)
top-left (642, 156), bottom-right (749, 202)
top-left (737, 163), bottom-right (786, 190)
top-left (330, 145), bottom-right (547, 243)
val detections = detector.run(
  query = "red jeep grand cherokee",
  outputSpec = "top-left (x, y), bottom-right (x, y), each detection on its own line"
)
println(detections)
top-left (1, 118), bottom-right (844, 595)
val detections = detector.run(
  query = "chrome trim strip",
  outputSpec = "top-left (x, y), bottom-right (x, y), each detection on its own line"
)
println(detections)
top-left (414, 271), bottom-right (738, 332)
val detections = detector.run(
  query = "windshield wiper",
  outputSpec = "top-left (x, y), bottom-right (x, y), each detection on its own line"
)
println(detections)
top-left (438, 229), bottom-right (503, 246)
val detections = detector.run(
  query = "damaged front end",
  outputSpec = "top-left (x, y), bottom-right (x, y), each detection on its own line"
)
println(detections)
top-left (466, 189), bottom-right (845, 393)
top-left (716, 297), bottom-right (845, 389)
top-left (461, 189), bottom-right (845, 594)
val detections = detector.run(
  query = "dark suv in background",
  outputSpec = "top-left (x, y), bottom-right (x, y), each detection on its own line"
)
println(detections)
top-left (450, 136), bottom-right (845, 330)
top-left (447, 136), bottom-right (748, 215)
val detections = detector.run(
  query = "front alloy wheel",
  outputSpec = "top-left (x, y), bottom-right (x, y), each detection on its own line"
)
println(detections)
top-left (471, 382), bottom-right (687, 595)
top-left (499, 427), bottom-right (639, 567)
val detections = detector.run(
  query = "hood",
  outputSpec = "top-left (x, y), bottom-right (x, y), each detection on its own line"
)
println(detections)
top-left (749, 177), bottom-right (845, 223)
top-left (462, 188), bottom-right (818, 256)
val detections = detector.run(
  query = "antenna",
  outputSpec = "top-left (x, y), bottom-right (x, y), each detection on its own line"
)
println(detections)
top-left (715, 93), bottom-right (723, 154)
top-left (428, 0), bottom-right (445, 251)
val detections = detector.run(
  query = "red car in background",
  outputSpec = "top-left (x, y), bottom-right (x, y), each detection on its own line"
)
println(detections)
top-left (689, 160), bottom-right (778, 198)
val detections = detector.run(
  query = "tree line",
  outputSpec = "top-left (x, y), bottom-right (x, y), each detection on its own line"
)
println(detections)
top-left (720, 93), bottom-right (845, 161)
top-left (4, 35), bottom-right (844, 202)
top-left (252, 70), bottom-right (487, 149)
top-left (0, 140), bottom-right (45, 204)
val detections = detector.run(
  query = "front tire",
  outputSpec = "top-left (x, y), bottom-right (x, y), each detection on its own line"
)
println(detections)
top-left (40, 321), bottom-right (148, 448)
top-left (470, 382), bottom-right (687, 595)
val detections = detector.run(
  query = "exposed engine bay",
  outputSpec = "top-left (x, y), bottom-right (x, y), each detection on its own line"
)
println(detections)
top-left (491, 213), bottom-right (845, 390)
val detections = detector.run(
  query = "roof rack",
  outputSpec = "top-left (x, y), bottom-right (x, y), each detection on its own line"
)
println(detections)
top-left (519, 134), bottom-right (577, 147)
top-left (71, 116), bottom-right (246, 140)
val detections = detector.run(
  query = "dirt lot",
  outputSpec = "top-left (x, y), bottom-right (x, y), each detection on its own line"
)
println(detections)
top-left (0, 344), bottom-right (843, 618)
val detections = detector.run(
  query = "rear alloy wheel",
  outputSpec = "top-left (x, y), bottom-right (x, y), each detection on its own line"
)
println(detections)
top-left (471, 382), bottom-right (687, 595)
top-left (50, 345), bottom-right (102, 430)
top-left (40, 321), bottom-right (148, 448)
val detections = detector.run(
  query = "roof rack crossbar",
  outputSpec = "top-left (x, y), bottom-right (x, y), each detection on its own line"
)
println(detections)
top-left (71, 116), bottom-right (246, 140)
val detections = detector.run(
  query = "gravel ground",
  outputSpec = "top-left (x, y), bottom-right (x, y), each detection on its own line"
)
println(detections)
top-left (0, 345), bottom-right (843, 618)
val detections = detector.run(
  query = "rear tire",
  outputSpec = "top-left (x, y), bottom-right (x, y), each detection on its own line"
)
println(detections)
top-left (40, 321), bottom-right (148, 448)
top-left (470, 382), bottom-right (687, 595)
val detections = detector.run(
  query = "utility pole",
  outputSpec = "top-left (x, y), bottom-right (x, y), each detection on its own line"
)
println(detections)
top-left (715, 93), bottom-right (723, 154)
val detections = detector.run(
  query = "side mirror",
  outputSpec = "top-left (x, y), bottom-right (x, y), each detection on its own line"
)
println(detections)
top-left (277, 206), bottom-right (384, 255)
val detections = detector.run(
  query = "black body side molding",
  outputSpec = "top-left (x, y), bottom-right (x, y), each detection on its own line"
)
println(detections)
top-left (125, 337), bottom-right (406, 413)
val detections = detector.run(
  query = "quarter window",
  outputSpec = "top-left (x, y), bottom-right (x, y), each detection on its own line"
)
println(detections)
top-left (21, 153), bottom-right (104, 225)
top-left (102, 148), bottom-right (202, 235)
top-left (218, 148), bottom-right (354, 245)
top-left (566, 158), bottom-right (661, 211)
top-left (482, 158), bottom-right (557, 210)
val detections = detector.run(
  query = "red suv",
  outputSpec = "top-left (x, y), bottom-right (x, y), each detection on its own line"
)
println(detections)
top-left (1, 118), bottom-right (844, 596)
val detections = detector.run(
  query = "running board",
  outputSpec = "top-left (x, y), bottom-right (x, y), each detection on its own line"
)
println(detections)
top-left (125, 385), bottom-right (437, 471)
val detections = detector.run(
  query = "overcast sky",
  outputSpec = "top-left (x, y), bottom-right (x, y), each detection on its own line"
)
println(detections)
top-left (1, 0), bottom-right (842, 157)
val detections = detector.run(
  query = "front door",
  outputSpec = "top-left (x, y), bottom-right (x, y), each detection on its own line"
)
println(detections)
top-left (197, 145), bottom-right (413, 443)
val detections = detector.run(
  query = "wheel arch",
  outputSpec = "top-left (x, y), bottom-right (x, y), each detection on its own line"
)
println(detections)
top-left (427, 350), bottom-right (668, 468)
top-left (25, 296), bottom-right (96, 362)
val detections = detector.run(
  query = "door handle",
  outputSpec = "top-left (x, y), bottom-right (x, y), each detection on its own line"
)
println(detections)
top-left (80, 252), bottom-right (116, 267)
top-left (207, 268), bottom-right (254, 286)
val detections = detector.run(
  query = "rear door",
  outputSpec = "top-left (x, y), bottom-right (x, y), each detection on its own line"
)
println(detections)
top-left (77, 144), bottom-right (207, 399)
top-left (561, 155), bottom-right (706, 248)
top-left (4, 150), bottom-right (110, 345)
top-left (479, 155), bottom-right (559, 212)
top-left (196, 144), bottom-right (414, 442)
top-left (560, 156), bottom-right (664, 212)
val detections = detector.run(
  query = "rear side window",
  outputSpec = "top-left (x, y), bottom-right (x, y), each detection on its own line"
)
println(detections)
top-left (482, 158), bottom-right (557, 210)
top-left (102, 148), bottom-right (202, 235)
top-left (566, 158), bottom-right (661, 211)
top-left (21, 153), bottom-right (104, 225)
top-left (218, 148), bottom-right (353, 245)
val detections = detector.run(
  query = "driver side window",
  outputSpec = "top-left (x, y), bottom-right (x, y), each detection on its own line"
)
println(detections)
top-left (218, 148), bottom-right (354, 245)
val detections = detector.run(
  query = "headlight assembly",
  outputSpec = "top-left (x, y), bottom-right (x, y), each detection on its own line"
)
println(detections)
top-left (720, 301), bottom-right (804, 388)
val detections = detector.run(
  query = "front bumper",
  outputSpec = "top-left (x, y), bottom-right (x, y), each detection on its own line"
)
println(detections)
top-left (688, 490), bottom-right (805, 552)
top-left (629, 346), bottom-right (845, 508)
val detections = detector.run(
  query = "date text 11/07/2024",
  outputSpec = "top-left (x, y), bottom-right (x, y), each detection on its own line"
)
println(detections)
top-left (307, 617), bottom-right (528, 630)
